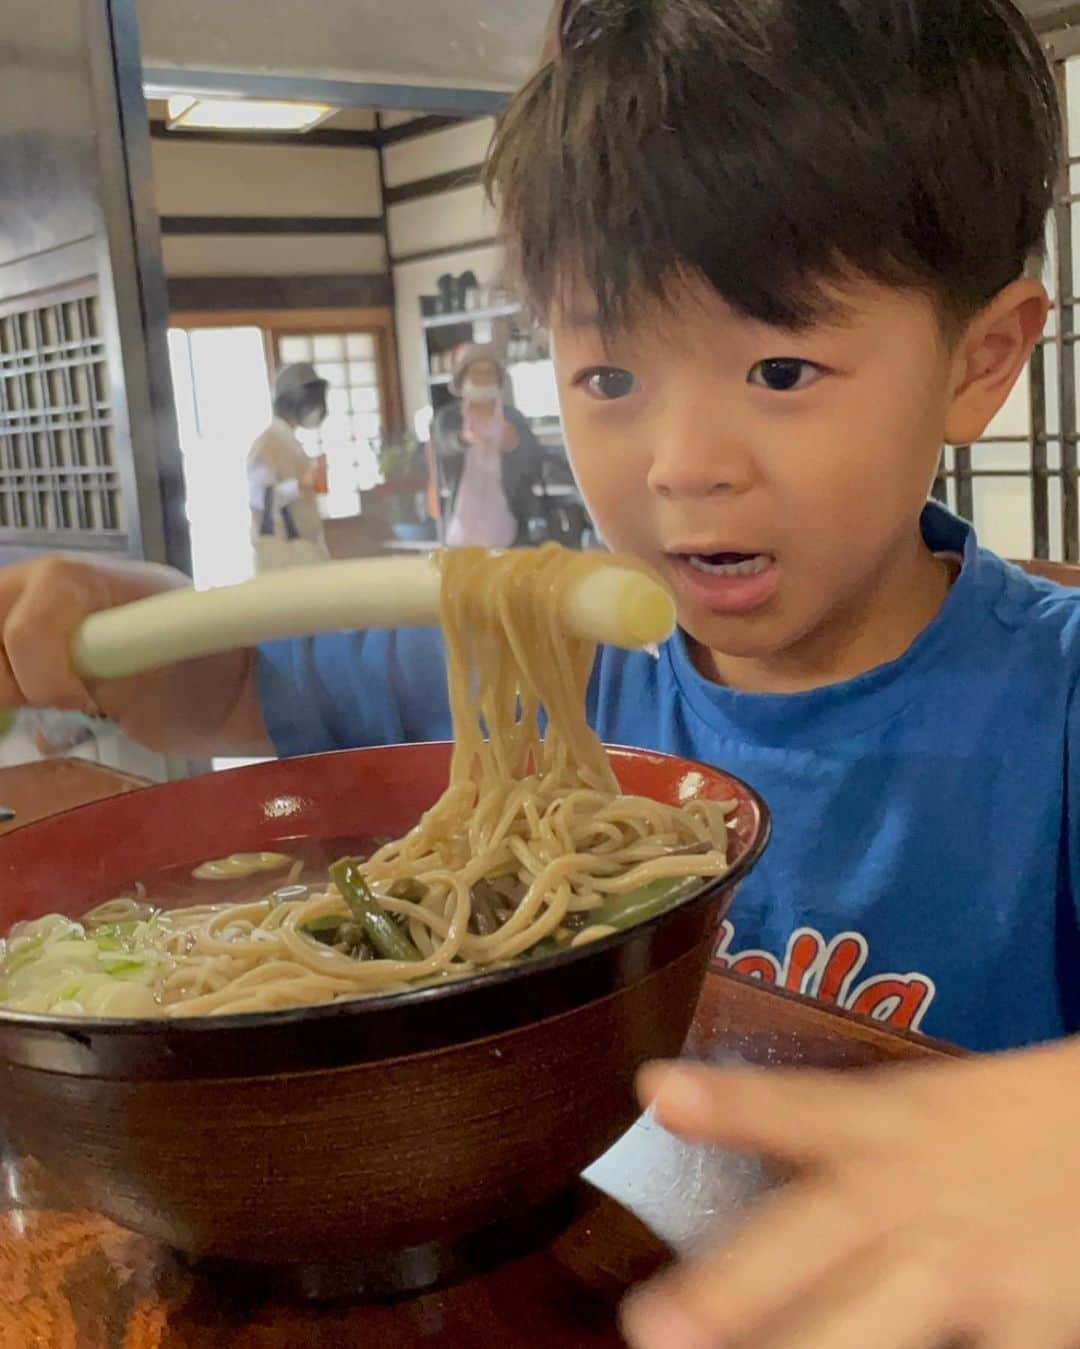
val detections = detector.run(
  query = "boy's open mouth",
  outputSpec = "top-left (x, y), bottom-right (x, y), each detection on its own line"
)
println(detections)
top-left (665, 549), bottom-right (780, 616)
top-left (681, 552), bottom-right (773, 578)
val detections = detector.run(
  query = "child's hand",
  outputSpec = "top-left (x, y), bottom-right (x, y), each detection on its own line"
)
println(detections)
top-left (0, 555), bottom-right (268, 755)
top-left (0, 555), bottom-right (185, 716)
top-left (621, 1044), bottom-right (1080, 1348)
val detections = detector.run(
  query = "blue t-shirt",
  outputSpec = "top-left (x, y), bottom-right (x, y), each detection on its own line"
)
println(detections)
top-left (259, 504), bottom-right (1080, 1053)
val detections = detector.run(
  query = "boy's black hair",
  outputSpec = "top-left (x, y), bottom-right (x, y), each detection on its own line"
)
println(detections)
top-left (485, 0), bottom-right (1062, 333)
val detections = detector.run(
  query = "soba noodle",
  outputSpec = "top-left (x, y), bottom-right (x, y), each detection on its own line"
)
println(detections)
top-left (0, 547), bottom-right (732, 1019)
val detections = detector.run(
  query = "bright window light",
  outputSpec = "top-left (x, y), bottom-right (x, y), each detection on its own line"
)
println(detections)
top-left (165, 96), bottom-right (332, 133)
top-left (509, 359), bottom-right (561, 420)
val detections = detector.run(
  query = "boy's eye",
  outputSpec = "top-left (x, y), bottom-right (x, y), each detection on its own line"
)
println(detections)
top-left (747, 359), bottom-right (824, 392)
top-left (577, 368), bottom-right (639, 401)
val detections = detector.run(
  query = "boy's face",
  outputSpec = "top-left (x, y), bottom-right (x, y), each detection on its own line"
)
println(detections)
top-left (551, 279), bottom-right (965, 676)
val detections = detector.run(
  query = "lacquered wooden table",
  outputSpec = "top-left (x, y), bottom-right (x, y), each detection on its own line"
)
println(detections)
top-left (0, 760), bottom-right (955, 1349)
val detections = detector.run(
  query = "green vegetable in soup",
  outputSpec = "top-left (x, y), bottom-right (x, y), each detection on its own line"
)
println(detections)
top-left (91, 922), bottom-right (141, 950)
top-left (302, 915), bottom-right (346, 936)
top-left (301, 915), bottom-right (374, 959)
top-left (330, 859), bottom-right (421, 963)
top-left (590, 875), bottom-right (703, 932)
top-left (0, 913), bottom-right (165, 1016)
top-left (1, 936), bottom-right (45, 977)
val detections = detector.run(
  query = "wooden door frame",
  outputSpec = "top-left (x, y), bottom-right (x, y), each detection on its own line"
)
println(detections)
top-left (168, 305), bottom-right (404, 435)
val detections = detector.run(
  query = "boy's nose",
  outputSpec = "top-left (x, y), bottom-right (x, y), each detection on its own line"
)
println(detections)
top-left (646, 428), bottom-right (754, 500)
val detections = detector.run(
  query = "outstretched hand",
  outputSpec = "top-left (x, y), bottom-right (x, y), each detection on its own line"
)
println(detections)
top-left (621, 1042), bottom-right (1080, 1348)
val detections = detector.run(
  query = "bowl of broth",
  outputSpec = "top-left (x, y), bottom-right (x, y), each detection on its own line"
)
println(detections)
top-left (0, 742), bottom-right (768, 1296)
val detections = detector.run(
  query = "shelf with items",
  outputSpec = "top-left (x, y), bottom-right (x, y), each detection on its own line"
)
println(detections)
top-left (421, 302), bottom-right (523, 331)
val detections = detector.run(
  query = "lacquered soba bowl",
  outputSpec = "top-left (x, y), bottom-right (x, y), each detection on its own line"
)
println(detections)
top-left (0, 744), bottom-right (769, 1297)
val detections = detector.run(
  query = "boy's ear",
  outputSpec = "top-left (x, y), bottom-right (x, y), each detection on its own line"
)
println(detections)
top-left (943, 279), bottom-right (1049, 447)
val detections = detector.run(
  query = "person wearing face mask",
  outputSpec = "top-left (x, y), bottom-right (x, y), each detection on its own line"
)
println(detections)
top-left (431, 345), bottom-right (543, 547)
top-left (247, 363), bottom-right (331, 572)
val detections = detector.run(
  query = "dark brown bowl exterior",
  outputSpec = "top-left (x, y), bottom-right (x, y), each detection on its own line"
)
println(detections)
top-left (0, 745), bottom-right (768, 1266)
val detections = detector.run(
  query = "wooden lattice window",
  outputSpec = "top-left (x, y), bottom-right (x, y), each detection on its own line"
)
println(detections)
top-left (0, 283), bottom-right (124, 547)
top-left (933, 41), bottom-right (1078, 561)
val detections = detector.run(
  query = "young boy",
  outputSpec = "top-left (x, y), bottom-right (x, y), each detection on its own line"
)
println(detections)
top-left (2, 0), bottom-right (1080, 1341)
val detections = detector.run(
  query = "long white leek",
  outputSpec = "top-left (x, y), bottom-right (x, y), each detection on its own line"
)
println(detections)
top-left (70, 555), bottom-right (676, 681)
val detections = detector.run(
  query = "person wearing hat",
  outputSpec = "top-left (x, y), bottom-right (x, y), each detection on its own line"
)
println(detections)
top-left (431, 345), bottom-right (543, 548)
top-left (247, 362), bottom-right (330, 572)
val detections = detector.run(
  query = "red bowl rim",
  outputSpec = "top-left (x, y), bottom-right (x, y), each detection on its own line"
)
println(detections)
top-left (0, 744), bottom-right (771, 1070)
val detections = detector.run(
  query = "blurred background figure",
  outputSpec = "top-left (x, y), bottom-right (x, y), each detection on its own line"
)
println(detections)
top-left (431, 345), bottom-right (542, 547)
top-left (248, 362), bottom-right (330, 571)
